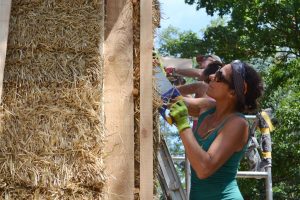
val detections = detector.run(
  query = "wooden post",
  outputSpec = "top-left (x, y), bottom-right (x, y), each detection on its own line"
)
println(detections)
top-left (140, 0), bottom-right (153, 199)
top-left (104, 0), bottom-right (134, 199)
top-left (0, 0), bottom-right (12, 102)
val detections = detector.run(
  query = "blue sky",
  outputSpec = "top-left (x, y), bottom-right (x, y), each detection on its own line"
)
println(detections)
top-left (158, 0), bottom-right (216, 35)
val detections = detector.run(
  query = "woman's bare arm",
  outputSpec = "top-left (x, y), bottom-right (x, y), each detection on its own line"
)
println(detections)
top-left (176, 82), bottom-right (207, 97)
top-left (183, 97), bottom-right (216, 117)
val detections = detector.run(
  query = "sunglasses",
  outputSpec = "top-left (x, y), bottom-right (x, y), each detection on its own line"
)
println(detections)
top-left (214, 68), bottom-right (234, 88)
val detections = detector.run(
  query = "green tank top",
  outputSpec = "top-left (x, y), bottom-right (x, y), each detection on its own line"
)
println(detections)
top-left (190, 108), bottom-right (248, 200)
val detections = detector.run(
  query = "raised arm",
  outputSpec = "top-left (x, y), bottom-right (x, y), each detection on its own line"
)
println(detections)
top-left (165, 61), bottom-right (222, 82)
top-left (174, 67), bottom-right (205, 80)
top-left (183, 96), bottom-right (216, 117)
top-left (176, 81), bottom-right (207, 97)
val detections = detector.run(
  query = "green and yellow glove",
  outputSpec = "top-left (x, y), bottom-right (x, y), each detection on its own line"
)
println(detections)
top-left (169, 100), bottom-right (191, 132)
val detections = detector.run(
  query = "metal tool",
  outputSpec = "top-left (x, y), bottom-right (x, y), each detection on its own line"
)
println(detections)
top-left (153, 66), bottom-right (182, 124)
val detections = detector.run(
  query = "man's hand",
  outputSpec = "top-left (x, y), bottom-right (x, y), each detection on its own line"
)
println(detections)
top-left (165, 66), bottom-right (176, 75)
top-left (169, 100), bottom-right (191, 132)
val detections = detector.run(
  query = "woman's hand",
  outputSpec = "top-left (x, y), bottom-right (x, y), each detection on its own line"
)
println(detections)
top-left (169, 100), bottom-right (191, 132)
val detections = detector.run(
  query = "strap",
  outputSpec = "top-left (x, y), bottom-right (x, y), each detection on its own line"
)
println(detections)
top-left (194, 111), bottom-right (250, 154)
top-left (194, 107), bottom-right (216, 135)
top-left (214, 112), bottom-right (246, 133)
top-left (194, 109), bottom-right (247, 141)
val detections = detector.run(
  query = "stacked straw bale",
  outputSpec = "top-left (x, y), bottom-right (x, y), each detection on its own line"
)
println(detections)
top-left (0, 0), bottom-right (106, 199)
top-left (133, 2), bottom-right (141, 198)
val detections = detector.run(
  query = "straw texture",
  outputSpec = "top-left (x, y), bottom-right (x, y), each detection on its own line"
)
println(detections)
top-left (0, 0), bottom-right (106, 199)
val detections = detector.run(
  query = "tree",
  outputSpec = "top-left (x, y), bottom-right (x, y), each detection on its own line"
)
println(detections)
top-left (259, 58), bottom-right (300, 199)
top-left (184, 0), bottom-right (300, 61)
top-left (157, 25), bottom-right (204, 58)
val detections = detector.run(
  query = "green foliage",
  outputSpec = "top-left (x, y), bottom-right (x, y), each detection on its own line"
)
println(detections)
top-left (263, 59), bottom-right (300, 106)
top-left (260, 59), bottom-right (300, 199)
top-left (157, 25), bottom-right (203, 58)
top-left (238, 178), bottom-right (265, 200)
top-left (183, 0), bottom-right (300, 61)
top-left (158, 1), bottom-right (299, 61)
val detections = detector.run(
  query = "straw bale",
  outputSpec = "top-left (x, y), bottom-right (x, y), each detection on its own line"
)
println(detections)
top-left (0, 0), bottom-right (106, 199)
top-left (133, 2), bottom-right (142, 199)
top-left (153, 0), bottom-right (161, 29)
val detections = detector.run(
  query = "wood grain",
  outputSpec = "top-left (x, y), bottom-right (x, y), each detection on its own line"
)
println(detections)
top-left (104, 0), bottom-right (134, 199)
top-left (140, 0), bottom-right (153, 199)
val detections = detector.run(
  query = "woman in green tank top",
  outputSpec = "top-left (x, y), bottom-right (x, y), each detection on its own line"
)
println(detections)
top-left (169, 60), bottom-right (264, 200)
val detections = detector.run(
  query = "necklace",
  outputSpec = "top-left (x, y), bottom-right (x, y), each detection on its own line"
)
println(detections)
top-left (198, 113), bottom-right (232, 140)
top-left (198, 114), bottom-right (218, 140)
top-left (201, 127), bottom-right (216, 140)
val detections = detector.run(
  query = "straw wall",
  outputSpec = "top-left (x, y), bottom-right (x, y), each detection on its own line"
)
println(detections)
top-left (0, 0), bottom-right (105, 199)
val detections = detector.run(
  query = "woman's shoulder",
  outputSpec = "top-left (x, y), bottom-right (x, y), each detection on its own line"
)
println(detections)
top-left (214, 112), bottom-right (247, 130)
top-left (223, 114), bottom-right (248, 133)
top-left (221, 115), bottom-right (249, 150)
top-left (229, 113), bottom-right (247, 124)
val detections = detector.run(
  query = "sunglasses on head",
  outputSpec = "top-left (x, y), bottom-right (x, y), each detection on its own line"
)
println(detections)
top-left (231, 60), bottom-right (246, 79)
top-left (214, 67), bottom-right (234, 88)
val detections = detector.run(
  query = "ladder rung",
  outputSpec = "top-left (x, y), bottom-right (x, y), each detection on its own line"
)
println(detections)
top-left (237, 171), bottom-right (268, 179)
top-left (172, 156), bottom-right (185, 162)
top-left (245, 115), bottom-right (257, 119)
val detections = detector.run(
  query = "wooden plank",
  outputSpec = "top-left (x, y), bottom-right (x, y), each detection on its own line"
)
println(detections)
top-left (140, 0), bottom-right (153, 199)
top-left (103, 0), bottom-right (134, 199)
top-left (0, 0), bottom-right (12, 103)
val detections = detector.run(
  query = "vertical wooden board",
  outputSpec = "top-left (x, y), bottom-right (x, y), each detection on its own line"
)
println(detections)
top-left (104, 0), bottom-right (134, 199)
top-left (140, 0), bottom-right (153, 199)
top-left (0, 0), bottom-right (11, 102)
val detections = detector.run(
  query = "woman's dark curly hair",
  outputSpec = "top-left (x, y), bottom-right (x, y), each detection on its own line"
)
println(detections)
top-left (234, 62), bottom-right (264, 113)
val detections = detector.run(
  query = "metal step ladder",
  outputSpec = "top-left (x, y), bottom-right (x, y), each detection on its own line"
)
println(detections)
top-left (157, 138), bottom-right (187, 200)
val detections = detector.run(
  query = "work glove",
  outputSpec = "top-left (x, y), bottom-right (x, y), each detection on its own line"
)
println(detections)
top-left (169, 100), bottom-right (191, 132)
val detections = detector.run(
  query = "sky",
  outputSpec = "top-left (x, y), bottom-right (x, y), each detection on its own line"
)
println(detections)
top-left (158, 0), bottom-right (216, 36)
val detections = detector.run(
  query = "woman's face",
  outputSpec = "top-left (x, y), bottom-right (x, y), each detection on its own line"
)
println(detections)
top-left (206, 64), bottom-right (235, 100)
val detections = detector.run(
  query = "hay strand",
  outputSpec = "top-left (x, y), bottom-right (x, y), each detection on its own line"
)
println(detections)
top-left (0, 0), bottom-right (106, 199)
